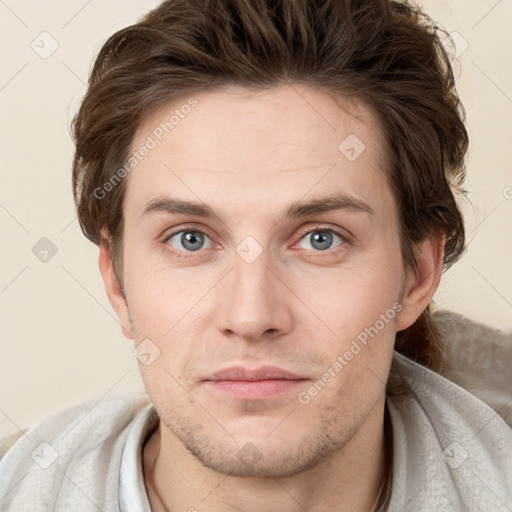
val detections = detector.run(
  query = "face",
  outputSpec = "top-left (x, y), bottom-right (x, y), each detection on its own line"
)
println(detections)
top-left (106, 84), bottom-right (421, 478)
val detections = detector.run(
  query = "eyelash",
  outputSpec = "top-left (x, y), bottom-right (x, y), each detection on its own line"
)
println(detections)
top-left (163, 224), bottom-right (352, 260)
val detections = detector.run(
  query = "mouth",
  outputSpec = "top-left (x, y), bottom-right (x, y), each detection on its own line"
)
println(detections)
top-left (202, 366), bottom-right (309, 400)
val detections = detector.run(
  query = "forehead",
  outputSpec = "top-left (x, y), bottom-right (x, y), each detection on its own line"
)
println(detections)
top-left (125, 84), bottom-right (394, 218)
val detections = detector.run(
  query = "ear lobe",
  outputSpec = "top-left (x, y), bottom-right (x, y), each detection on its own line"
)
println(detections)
top-left (396, 232), bottom-right (446, 332)
top-left (98, 232), bottom-right (134, 339)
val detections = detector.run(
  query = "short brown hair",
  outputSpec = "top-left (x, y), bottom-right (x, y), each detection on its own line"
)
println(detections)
top-left (71, 0), bottom-right (469, 372)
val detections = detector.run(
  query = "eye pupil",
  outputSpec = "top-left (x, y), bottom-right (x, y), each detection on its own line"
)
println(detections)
top-left (182, 231), bottom-right (204, 251)
top-left (310, 231), bottom-right (333, 251)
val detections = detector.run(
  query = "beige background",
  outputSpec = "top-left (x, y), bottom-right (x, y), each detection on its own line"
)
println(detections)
top-left (1, 0), bottom-right (511, 438)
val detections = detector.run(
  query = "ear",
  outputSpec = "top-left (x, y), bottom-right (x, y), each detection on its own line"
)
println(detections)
top-left (98, 230), bottom-right (134, 339)
top-left (396, 232), bottom-right (446, 332)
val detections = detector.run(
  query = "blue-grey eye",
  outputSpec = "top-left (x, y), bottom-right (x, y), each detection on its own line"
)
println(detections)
top-left (298, 230), bottom-right (343, 251)
top-left (168, 230), bottom-right (212, 252)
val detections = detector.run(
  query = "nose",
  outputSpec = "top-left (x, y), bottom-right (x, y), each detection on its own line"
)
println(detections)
top-left (215, 243), bottom-right (293, 342)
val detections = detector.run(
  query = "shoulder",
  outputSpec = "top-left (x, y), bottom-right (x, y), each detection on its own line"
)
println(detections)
top-left (432, 309), bottom-right (512, 427)
top-left (0, 392), bottom-right (152, 510)
top-left (0, 391), bottom-right (151, 458)
top-left (387, 342), bottom-right (512, 510)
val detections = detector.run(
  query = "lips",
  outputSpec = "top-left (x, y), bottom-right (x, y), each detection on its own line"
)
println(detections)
top-left (203, 366), bottom-right (308, 400)
top-left (206, 366), bottom-right (306, 382)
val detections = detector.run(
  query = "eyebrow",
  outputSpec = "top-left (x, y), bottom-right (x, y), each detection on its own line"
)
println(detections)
top-left (141, 192), bottom-right (375, 222)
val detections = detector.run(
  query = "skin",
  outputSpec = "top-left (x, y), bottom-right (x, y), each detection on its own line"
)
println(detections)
top-left (99, 84), bottom-right (445, 512)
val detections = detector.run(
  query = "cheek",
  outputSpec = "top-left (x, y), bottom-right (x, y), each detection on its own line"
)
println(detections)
top-left (301, 262), bottom-right (401, 380)
top-left (137, 357), bottom-right (197, 426)
top-left (296, 260), bottom-right (402, 330)
top-left (122, 242), bottom-right (193, 332)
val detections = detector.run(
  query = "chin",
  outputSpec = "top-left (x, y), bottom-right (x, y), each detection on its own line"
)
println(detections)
top-left (179, 428), bottom-right (348, 479)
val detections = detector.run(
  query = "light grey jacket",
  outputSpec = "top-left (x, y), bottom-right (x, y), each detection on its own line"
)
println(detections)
top-left (0, 310), bottom-right (511, 511)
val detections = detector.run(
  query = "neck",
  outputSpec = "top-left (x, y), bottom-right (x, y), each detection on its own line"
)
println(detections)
top-left (143, 397), bottom-right (391, 512)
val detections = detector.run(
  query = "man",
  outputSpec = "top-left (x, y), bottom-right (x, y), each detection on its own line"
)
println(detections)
top-left (1, 0), bottom-right (511, 511)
